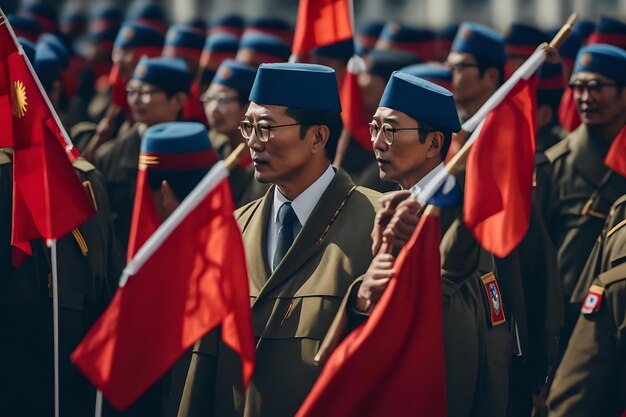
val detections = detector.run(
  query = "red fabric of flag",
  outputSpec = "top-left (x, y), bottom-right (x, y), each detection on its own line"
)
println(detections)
top-left (464, 77), bottom-right (537, 258)
top-left (292, 0), bottom-right (352, 55)
top-left (339, 64), bottom-right (373, 151)
top-left (71, 179), bottom-right (255, 411)
top-left (296, 211), bottom-right (446, 417)
top-left (605, 124), bottom-right (626, 179)
top-left (109, 63), bottom-right (133, 120)
top-left (126, 167), bottom-right (161, 261)
top-left (558, 86), bottom-right (581, 132)
top-left (182, 80), bottom-right (208, 126)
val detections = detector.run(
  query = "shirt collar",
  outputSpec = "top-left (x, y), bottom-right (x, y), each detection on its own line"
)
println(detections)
top-left (272, 164), bottom-right (336, 227)
top-left (410, 162), bottom-right (445, 194)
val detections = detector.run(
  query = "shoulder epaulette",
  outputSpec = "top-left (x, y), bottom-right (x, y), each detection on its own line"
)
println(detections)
top-left (70, 121), bottom-right (97, 139)
top-left (597, 262), bottom-right (626, 287)
top-left (544, 138), bottom-right (570, 163)
top-left (72, 157), bottom-right (96, 173)
top-left (0, 149), bottom-right (11, 166)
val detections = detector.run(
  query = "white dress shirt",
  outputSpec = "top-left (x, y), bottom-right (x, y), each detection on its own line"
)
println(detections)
top-left (266, 164), bottom-right (336, 271)
top-left (409, 162), bottom-right (445, 194)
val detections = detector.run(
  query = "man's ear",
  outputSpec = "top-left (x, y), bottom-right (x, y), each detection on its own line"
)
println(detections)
top-left (160, 180), bottom-right (181, 219)
top-left (485, 67), bottom-right (500, 89)
top-left (426, 131), bottom-right (444, 159)
top-left (310, 125), bottom-right (330, 154)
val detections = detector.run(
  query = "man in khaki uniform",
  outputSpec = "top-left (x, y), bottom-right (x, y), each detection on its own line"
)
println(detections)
top-left (179, 63), bottom-right (380, 417)
top-left (543, 44), bottom-right (626, 346)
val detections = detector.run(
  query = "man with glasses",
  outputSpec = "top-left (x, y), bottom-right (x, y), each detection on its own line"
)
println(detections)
top-left (179, 63), bottom-right (380, 417)
top-left (94, 56), bottom-right (192, 252)
top-left (544, 44), bottom-right (626, 348)
top-left (201, 59), bottom-right (268, 207)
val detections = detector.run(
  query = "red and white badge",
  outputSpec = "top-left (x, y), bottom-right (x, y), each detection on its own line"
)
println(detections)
top-left (481, 272), bottom-right (506, 326)
top-left (581, 284), bottom-right (605, 314)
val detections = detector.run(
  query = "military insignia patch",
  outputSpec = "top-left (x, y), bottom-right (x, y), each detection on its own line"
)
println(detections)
top-left (581, 284), bottom-right (604, 314)
top-left (136, 64), bottom-right (148, 77)
top-left (123, 27), bottom-right (135, 41)
top-left (11, 80), bottom-right (27, 118)
top-left (580, 53), bottom-right (592, 67)
top-left (461, 27), bottom-right (473, 39)
top-left (219, 66), bottom-right (233, 79)
top-left (388, 22), bottom-right (400, 35)
top-left (481, 272), bottom-right (506, 326)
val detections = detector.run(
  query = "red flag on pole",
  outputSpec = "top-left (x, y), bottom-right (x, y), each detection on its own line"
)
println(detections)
top-left (71, 177), bottom-right (255, 411)
top-left (464, 76), bottom-right (537, 258)
top-left (292, 0), bottom-right (352, 55)
top-left (558, 86), bottom-right (581, 132)
top-left (1, 14), bottom-right (95, 256)
top-left (126, 167), bottom-right (161, 261)
top-left (296, 210), bottom-right (446, 417)
top-left (340, 57), bottom-right (373, 150)
top-left (605, 124), bottom-right (626, 179)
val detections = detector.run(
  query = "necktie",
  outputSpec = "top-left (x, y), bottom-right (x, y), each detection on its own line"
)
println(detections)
top-left (273, 202), bottom-right (299, 270)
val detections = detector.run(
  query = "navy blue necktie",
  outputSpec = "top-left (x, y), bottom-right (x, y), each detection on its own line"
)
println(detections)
top-left (273, 202), bottom-right (299, 270)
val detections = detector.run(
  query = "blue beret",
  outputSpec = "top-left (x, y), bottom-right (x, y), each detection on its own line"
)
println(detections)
top-left (399, 63), bottom-right (452, 90)
top-left (505, 23), bottom-right (548, 56)
top-left (141, 122), bottom-right (218, 170)
top-left (23, 2), bottom-right (57, 33)
top-left (18, 37), bottom-right (36, 62)
top-left (377, 23), bottom-right (438, 59)
top-left (39, 33), bottom-right (69, 69)
top-left (133, 57), bottom-right (193, 95)
top-left (452, 22), bottom-right (506, 66)
top-left (573, 43), bottom-right (626, 85)
top-left (34, 42), bottom-right (61, 88)
top-left (250, 63), bottom-right (341, 113)
top-left (573, 19), bottom-right (595, 40)
top-left (237, 33), bottom-right (291, 64)
top-left (588, 17), bottom-right (626, 49)
top-left (211, 14), bottom-right (245, 38)
top-left (312, 39), bottom-right (355, 61)
top-left (212, 59), bottom-right (257, 100)
top-left (163, 25), bottom-right (205, 59)
top-left (8, 15), bottom-right (40, 43)
top-left (380, 72), bottom-right (461, 132)
top-left (367, 49), bottom-right (422, 81)
top-left (114, 22), bottom-right (164, 50)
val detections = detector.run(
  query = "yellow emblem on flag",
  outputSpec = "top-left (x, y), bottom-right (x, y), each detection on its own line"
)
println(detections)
top-left (12, 80), bottom-right (28, 118)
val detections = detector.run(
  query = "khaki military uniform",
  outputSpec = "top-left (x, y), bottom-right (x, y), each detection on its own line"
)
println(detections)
top-left (179, 169), bottom-right (380, 417)
top-left (547, 262), bottom-right (626, 417)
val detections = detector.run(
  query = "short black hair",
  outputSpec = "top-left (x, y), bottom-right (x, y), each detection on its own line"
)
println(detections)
top-left (475, 56), bottom-right (504, 87)
top-left (147, 168), bottom-right (210, 201)
top-left (537, 90), bottom-right (562, 124)
top-left (416, 120), bottom-right (452, 161)
top-left (284, 107), bottom-right (343, 161)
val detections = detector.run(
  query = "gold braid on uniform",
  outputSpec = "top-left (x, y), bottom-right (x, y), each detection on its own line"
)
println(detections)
top-left (71, 229), bottom-right (88, 256)
top-left (316, 186), bottom-right (357, 246)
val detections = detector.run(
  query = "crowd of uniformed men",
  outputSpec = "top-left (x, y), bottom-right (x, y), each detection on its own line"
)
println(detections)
top-left (1, 1), bottom-right (626, 416)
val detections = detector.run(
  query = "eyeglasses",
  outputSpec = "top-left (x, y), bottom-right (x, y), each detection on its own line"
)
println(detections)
top-left (568, 81), bottom-right (618, 95)
top-left (126, 87), bottom-right (162, 104)
top-left (445, 62), bottom-right (479, 72)
top-left (238, 120), bottom-right (302, 142)
top-left (369, 122), bottom-right (432, 146)
top-left (200, 94), bottom-right (239, 109)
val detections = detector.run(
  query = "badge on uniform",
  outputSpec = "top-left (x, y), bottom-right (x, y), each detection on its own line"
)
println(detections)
top-left (481, 272), bottom-right (506, 326)
top-left (581, 284), bottom-right (604, 314)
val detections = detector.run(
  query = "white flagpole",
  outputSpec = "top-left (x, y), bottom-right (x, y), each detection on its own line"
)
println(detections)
top-left (48, 239), bottom-right (60, 417)
top-left (95, 390), bottom-right (103, 417)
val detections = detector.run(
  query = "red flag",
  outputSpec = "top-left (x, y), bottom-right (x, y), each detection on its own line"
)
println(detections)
top-left (558, 86), bottom-right (581, 132)
top-left (71, 179), bottom-right (255, 411)
top-left (464, 77), bottom-right (537, 258)
top-left (292, 0), bottom-right (352, 55)
top-left (1, 19), bottom-right (96, 248)
top-left (605, 124), bottom-right (626, 179)
top-left (339, 59), bottom-right (373, 151)
top-left (297, 211), bottom-right (446, 417)
top-left (182, 80), bottom-right (208, 126)
top-left (126, 167), bottom-right (162, 261)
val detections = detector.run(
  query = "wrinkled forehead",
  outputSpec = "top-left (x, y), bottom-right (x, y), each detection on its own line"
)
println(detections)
top-left (373, 106), bottom-right (416, 125)
top-left (245, 102), bottom-right (290, 121)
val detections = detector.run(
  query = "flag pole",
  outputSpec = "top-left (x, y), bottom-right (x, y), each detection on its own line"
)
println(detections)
top-left (94, 390), bottom-right (103, 417)
top-left (315, 13), bottom-right (579, 366)
top-left (48, 239), bottom-right (60, 417)
top-left (0, 8), bottom-right (76, 154)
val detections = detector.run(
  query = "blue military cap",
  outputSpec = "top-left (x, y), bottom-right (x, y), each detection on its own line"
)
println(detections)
top-left (557, 29), bottom-right (582, 62)
top-left (8, 15), bottom-right (40, 43)
top-left (128, 2), bottom-right (168, 33)
top-left (185, 18), bottom-right (207, 34)
top-left (376, 22), bottom-right (438, 61)
top-left (200, 33), bottom-right (239, 70)
top-left (367, 49), bottom-right (422, 81)
top-left (60, 8), bottom-right (86, 37)
top-left (211, 14), bottom-right (245, 38)
top-left (312, 39), bottom-right (355, 62)
top-left (114, 22), bottom-right (164, 51)
top-left (133, 57), bottom-right (193, 95)
top-left (380, 72), bottom-right (461, 132)
top-left (39, 33), bottom-right (70, 69)
top-left (505, 23), bottom-right (548, 57)
top-left (163, 25), bottom-right (206, 60)
top-left (588, 17), bottom-right (626, 49)
top-left (89, 4), bottom-right (123, 31)
top-left (212, 59), bottom-right (257, 100)
top-left (22, 2), bottom-right (57, 33)
top-left (141, 122), bottom-right (218, 170)
top-left (451, 22), bottom-right (506, 66)
top-left (573, 43), bottom-right (626, 85)
top-left (399, 63), bottom-right (452, 90)
top-left (34, 42), bottom-right (62, 89)
top-left (250, 63), bottom-right (341, 113)
top-left (18, 37), bottom-right (36, 62)
top-left (572, 19), bottom-right (595, 41)
top-left (246, 17), bottom-right (292, 44)
top-left (236, 32), bottom-right (291, 66)
top-left (355, 21), bottom-right (385, 55)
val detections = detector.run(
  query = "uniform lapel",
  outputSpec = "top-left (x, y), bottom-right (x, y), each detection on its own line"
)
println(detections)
top-left (253, 170), bottom-right (355, 304)
top-left (241, 187), bottom-right (273, 296)
top-left (569, 125), bottom-right (611, 187)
